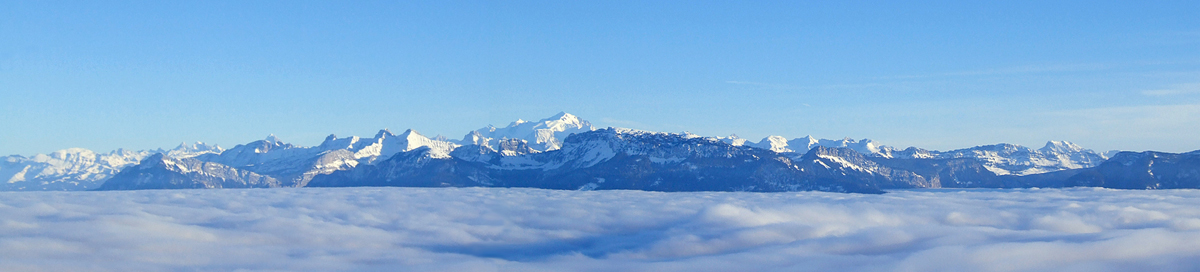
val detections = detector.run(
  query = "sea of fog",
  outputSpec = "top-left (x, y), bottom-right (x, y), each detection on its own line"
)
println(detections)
top-left (3, 187), bottom-right (1200, 271)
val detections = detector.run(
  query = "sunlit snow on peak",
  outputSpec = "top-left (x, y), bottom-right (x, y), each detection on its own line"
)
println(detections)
top-left (460, 112), bottom-right (597, 152)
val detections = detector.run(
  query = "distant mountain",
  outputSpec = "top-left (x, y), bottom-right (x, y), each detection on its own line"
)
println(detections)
top-left (189, 130), bottom-right (458, 187)
top-left (459, 112), bottom-right (595, 152)
top-left (305, 128), bottom-right (1090, 193)
top-left (1065, 150), bottom-right (1200, 189)
top-left (0, 142), bottom-right (221, 191)
top-left (310, 128), bottom-right (888, 193)
top-left (8, 112), bottom-right (1191, 193)
top-left (918, 141), bottom-right (1108, 176)
top-left (722, 134), bottom-right (1107, 176)
top-left (98, 153), bottom-right (279, 190)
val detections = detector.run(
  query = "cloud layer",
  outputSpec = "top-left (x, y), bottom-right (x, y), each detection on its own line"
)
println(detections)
top-left (3, 187), bottom-right (1200, 271)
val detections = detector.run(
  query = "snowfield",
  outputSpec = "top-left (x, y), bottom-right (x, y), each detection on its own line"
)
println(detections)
top-left (3, 188), bottom-right (1200, 271)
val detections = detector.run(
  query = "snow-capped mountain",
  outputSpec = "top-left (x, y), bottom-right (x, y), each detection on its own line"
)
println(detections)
top-left (99, 153), bottom-right (280, 190)
top-left (189, 130), bottom-right (459, 187)
top-left (0, 142), bottom-right (222, 191)
top-left (318, 129), bottom-right (460, 162)
top-left (164, 141), bottom-right (226, 159)
top-left (459, 112), bottom-right (595, 152)
top-left (921, 141), bottom-right (1108, 176)
top-left (721, 134), bottom-right (1107, 176)
top-left (722, 135), bottom-right (888, 156)
top-left (9, 112), bottom-right (1176, 193)
top-left (305, 128), bottom-right (1075, 193)
top-left (311, 128), bottom-right (889, 193)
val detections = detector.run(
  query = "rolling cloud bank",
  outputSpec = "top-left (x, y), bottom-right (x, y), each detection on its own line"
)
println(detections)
top-left (3, 187), bottom-right (1200, 271)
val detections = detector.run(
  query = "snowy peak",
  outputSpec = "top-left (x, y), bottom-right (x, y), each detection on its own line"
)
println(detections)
top-left (749, 136), bottom-right (791, 153)
top-left (542, 112), bottom-right (588, 131)
top-left (396, 128), bottom-right (416, 138)
top-left (316, 134), bottom-right (347, 149)
top-left (374, 129), bottom-right (393, 139)
top-left (718, 134), bottom-right (749, 146)
top-left (812, 137), bottom-right (884, 156)
top-left (726, 135), bottom-right (1106, 176)
top-left (462, 131), bottom-right (489, 147)
top-left (264, 134), bottom-right (283, 145)
top-left (2, 147), bottom-right (157, 191)
top-left (461, 112), bottom-right (597, 152)
top-left (165, 141), bottom-right (224, 159)
top-left (729, 135), bottom-right (889, 157)
top-left (783, 136), bottom-right (820, 153)
top-left (1040, 141), bottom-right (1085, 154)
top-left (43, 148), bottom-right (98, 164)
top-left (241, 134), bottom-right (296, 154)
top-left (317, 128), bottom-right (460, 162)
top-left (936, 142), bottom-right (1108, 175)
top-left (395, 129), bottom-right (459, 159)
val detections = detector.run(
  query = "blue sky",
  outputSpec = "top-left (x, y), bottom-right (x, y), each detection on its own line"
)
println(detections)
top-left (2, 1), bottom-right (1198, 155)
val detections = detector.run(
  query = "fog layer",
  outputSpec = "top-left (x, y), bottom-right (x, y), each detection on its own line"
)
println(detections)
top-left (3, 187), bottom-right (1199, 271)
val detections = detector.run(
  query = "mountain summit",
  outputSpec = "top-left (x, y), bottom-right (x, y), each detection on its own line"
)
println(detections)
top-left (459, 112), bottom-right (596, 152)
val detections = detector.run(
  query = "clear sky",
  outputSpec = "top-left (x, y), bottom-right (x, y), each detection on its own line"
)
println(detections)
top-left (2, 1), bottom-right (1198, 156)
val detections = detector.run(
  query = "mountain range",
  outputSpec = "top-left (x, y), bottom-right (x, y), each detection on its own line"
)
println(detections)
top-left (6, 112), bottom-right (1196, 193)
top-left (1, 143), bottom-right (222, 190)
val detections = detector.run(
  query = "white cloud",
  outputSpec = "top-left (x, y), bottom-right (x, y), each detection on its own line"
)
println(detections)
top-left (3, 187), bottom-right (1200, 271)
